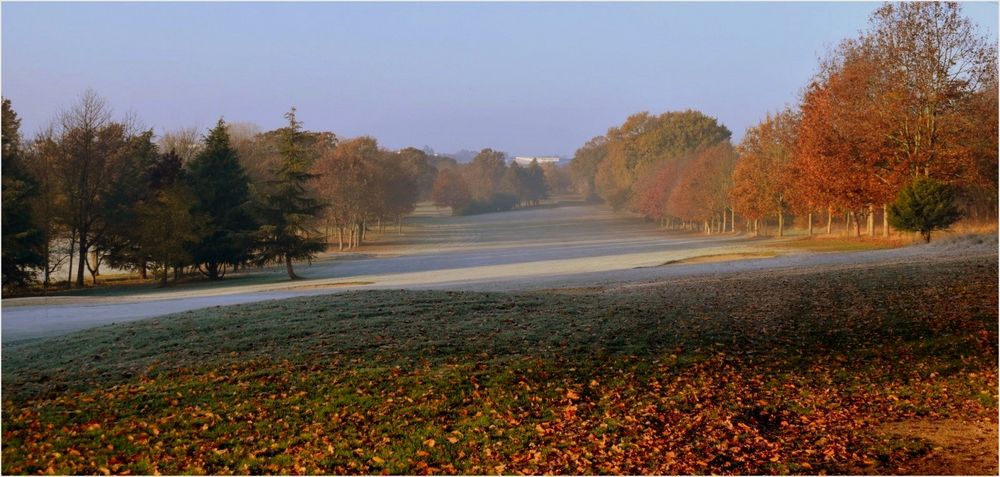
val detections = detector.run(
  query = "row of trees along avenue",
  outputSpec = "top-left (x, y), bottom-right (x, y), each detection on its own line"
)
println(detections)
top-left (570, 2), bottom-right (997, 239)
top-left (2, 93), bottom-right (563, 290)
top-left (431, 149), bottom-right (552, 216)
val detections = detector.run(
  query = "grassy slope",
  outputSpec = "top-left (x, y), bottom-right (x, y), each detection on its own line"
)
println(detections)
top-left (2, 253), bottom-right (997, 475)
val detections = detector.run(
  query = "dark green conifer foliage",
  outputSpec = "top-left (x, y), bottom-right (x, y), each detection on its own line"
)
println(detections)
top-left (253, 108), bottom-right (326, 280)
top-left (187, 119), bottom-right (256, 279)
top-left (1, 98), bottom-right (44, 288)
top-left (888, 176), bottom-right (962, 243)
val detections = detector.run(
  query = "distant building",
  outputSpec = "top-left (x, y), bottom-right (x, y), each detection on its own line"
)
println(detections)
top-left (513, 156), bottom-right (560, 166)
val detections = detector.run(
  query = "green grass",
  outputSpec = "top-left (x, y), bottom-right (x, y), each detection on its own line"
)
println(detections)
top-left (3, 254), bottom-right (997, 474)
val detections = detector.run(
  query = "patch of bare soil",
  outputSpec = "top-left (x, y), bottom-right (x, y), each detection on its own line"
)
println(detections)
top-left (880, 418), bottom-right (998, 475)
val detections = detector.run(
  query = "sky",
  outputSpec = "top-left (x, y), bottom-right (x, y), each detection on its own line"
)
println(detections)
top-left (2, 2), bottom-right (997, 158)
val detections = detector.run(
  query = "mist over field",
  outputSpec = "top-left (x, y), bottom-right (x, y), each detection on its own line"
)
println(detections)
top-left (1, 1), bottom-right (998, 475)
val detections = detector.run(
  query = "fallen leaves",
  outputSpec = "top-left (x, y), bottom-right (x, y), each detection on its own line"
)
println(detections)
top-left (2, 255), bottom-right (996, 475)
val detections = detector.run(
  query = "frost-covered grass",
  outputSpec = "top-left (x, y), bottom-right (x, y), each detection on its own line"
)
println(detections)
top-left (3, 252), bottom-right (996, 474)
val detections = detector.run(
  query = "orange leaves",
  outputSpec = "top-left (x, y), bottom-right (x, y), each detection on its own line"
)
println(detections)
top-left (4, 348), bottom-right (997, 475)
top-left (2, 260), bottom-right (996, 475)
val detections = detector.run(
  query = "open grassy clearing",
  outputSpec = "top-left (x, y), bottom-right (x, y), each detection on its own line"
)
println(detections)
top-left (2, 253), bottom-right (997, 475)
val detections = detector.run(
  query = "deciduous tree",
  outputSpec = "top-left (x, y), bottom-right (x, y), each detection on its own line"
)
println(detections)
top-left (51, 90), bottom-right (152, 286)
top-left (432, 169), bottom-right (472, 213)
top-left (465, 149), bottom-right (507, 202)
top-left (732, 109), bottom-right (799, 237)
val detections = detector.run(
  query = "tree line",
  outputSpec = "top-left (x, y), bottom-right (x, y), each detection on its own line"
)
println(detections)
top-left (1, 90), bottom-right (570, 290)
top-left (431, 149), bottom-right (561, 216)
top-left (570, 2), bottom-right (997, 239)
top-left (1, 92), bottom-right (549, 290)
top-left (1, 94), bottom-right (334, 288)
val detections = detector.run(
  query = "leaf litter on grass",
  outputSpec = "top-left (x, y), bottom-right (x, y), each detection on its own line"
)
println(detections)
top-left (2, 253), bottom-right (996, 474)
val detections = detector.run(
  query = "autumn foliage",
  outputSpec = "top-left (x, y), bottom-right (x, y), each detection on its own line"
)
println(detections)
top-left (570, 2), bottom-right (998, 239)
top-left (3, 255), bottom-right (996, 474)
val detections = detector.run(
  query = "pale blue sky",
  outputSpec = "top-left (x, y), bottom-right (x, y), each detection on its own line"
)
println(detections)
top-left (3, 2), bottom-right (997, 157)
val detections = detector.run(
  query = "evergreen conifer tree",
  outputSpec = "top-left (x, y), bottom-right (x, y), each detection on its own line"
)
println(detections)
top-left (187, 119), bottom-right (256, 279)
top-left (888, 176), bottom-right (962, 243)
top-left (253, 108), bottom-right (326, 279)
top-left (1, 98), bottom-right (44, 288)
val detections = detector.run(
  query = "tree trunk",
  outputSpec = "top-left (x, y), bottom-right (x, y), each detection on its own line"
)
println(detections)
top-left (867, 205), bottom-right (874, 236)
top-left (922, 230), bottom-right (931, 243)
top-left (67, 230), bottom-right (76, 286)
top-left (42, 239), bottom-right (51, 287)
top-left (722, 211), bottom-right (727, 235)
top-left (285, 254), bottom-right (299, 280)
top-left (882, 203), bottom-right (889, 237)
top-left (807, 212), bottom-right (813, 237)
top-left (160, 258), bottom-right (169, 287)
top-left (827, 208), bottom-right (833, 235)
top-left (753, 219), bottom-right (759, 237)
top-left (397, 215), bottom-right (403, 235)
top-left (777, 211), bottom-right (784, 237)
top-left (87, 254), bottom-right (99, 286)
top-left (140, 261), bottom-right (148, 280)
top-left (206, 262), bottom-right (220, 280)
top-left (76, 238), bottom-right (88, 287)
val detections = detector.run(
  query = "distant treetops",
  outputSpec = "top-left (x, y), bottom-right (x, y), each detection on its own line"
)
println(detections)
top-left (431, 148), bottom-right (551, 216)
top-left (569, 2), bottom-right (996, 239)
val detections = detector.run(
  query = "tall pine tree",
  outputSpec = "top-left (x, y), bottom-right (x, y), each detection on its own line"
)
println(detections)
top-left (1, 98), bottom-right (44, 289)
top-left (187, 119), bottom-right (256, 279)
top-left (253, 108), bottom-right (325, 279)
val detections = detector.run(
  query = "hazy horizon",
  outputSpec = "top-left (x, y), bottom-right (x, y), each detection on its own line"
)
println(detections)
top-left (3, 1), bottom-right (997, 157)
